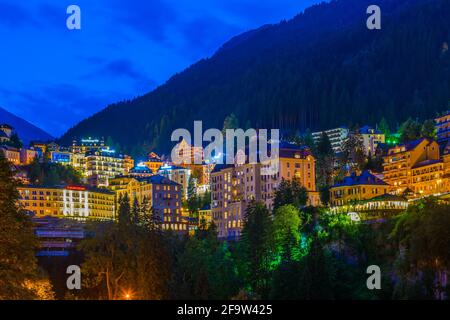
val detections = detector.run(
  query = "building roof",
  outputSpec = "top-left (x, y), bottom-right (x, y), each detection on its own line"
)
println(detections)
top-left (0, 124), bottom-right (13, 129)
top-left (0, 131), bottom-right (9, 138)
top-left (143, 174), bottom-right (180, 186)
top-left (18, 184), bottom-right (115, 195)
top-left (358, 125), bottom-right (382, 135)
top-left (210, 163), bottom-right (234, 174)
top-left (393, 138), bottom-right (430, 153)
top-left (0, 145), bottom-right (19, 152)
top-left (130, 165), bottom-right (153, 173)
top-left (332, 170), bottom-right (388, 188)
top-left (200, 203), bottom-right (211, 211)
top-left (412, 159), bottom-right (442, 169)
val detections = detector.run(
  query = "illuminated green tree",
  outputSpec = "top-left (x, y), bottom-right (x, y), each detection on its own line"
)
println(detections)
top-left (238, 201), bottom-right (273, 298)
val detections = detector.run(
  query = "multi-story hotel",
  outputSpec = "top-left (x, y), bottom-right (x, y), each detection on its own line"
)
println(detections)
top-left (158, 164), bottom-right (191, 199)
top-left (19, 148), bottom-right (38, 165)
top-left (211, 164), bottom-right (238, 239)
top-left (71, 137), bottom-right (105, 154)
top-left (108, 176), bottom-right (153, 205)
top-left (18, 185), bottom-right (116, 220)
top-left (262, 144), bottom-right (319, 210)
top-left (85, 149), bottom-right (125, 186)
top-left (435, 110), bottom-right (450, 143)
top-left (146, 175), bottom-right (187, 233)
top-left (330, 170), bottom-right (389, 207)
top-left (383, 138), bottom-right (448, 196)
top-left (312, 126), bottom-right (349, 154)
top-left (211, 143), bottom-right (319, 240)
top-left (0, 146), bottom-right (20, 165)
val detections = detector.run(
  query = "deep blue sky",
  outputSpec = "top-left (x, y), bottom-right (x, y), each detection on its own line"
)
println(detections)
top-left (0, 0), bottom-right (319, 137)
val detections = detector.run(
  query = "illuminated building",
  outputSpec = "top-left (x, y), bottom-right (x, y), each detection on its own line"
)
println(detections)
top-left (329, 194), bottom-right (409, 221)
top-left (108, 176), bottom-right (153, 206)
top-left (383, 138), bottom-right (449, 197)
top-left (172, 138), bottom-right (204, 164)
top-left (128, 163), bottom-right (153, 178)
top-left (123, 155), bottom-right (134, 174)
top-left (158, 164), bottom-right (191, 199)
top-left (18, 185), bottom-right (115, 220)
top-left (355, 125), bottom-right (385, 155)
top-left (147, 175), bottom-right (186, 233)
top-left (143, 152), bottom-right (164, 173)
top-left (0, 146), bottom-right (20, 165)
top-left (198, 203), bottom-right (212, 227)
top-left (435, 110), bottom-right (450, 143)
top-left (330, 170), bottom-right (389, 206)
top-left (51, 151), bottom-right (72, 165)
top-left (262, 143), bottom-right (319, 209)
top-left (0, 124), bottom-right (13, 142)
top-left (71, 137), bottom-right (105, 154)
top-left (211, 143), bottom-right (318, 239)
top-left (211, 164), bottom-right (237, 239)
top-left (312, 127), bottom-right (349, 153)
top-left (30, 141), bottom-right (48, 155)
top-left (85, 149), bottom-right (125, 186)
top-left (20, 148), bottom-right (38, 165)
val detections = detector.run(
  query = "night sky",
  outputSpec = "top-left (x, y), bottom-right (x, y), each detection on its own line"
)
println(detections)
top-left (0, 0), bottom-right (320, 137)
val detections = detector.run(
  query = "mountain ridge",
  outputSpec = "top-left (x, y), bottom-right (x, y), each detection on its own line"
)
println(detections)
top-left (0, 107), bottom-right (53, 146)
top-left (60, 0), bottom-right (450, 156)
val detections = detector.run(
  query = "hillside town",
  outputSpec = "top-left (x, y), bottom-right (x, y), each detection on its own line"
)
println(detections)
top-left (1, 110), bottom-right (449, 249)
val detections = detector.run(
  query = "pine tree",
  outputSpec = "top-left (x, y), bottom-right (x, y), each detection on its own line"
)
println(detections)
top-left (131, 197), bottom-right (140, 225)
top-left (118, 193), bottom-right (131, 226)
top-left (239, 201), bottom-right (273, 298)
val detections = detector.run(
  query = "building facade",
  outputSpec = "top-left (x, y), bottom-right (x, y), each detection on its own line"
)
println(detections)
top-left (0, 146), bottom-right (20, 165)
top-left (383, 138), bottom-right (449, 197)
top-left (435, 111), bottom-right (450, 143)
top-left (211, 143), bottom-right (319, 240)
top-left (355, 125), bottom-right (385, 156)
top-left (330, 170), bottom-right (390, 207)
top-left (312, 127), bottom-right (349, 154)
top-left (85, 149), bottom-right (125, 186)
top-left (18, 185), bottom-right (115, 220)
top-left (147, 175), bottom-right (186, 233)
top-left (158, 164), bottom-right (191, 199)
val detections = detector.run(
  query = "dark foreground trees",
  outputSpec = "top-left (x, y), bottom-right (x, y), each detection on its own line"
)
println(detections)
top-left (0, 153), bottom-right (53, 299)
top-left (66, 194), bottom-right (450, 300)
top-left (392, 198), bottom-right (450, 299)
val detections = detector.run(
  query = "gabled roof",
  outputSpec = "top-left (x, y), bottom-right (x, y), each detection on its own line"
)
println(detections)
top-left (412, 159), bottom-right (442, 169)
top-left (387, 138), bottom-right (436, 155)
top-left (143, 174), bottom-right (180, 186)
top-left (332, 170), bottom-right (388, 188)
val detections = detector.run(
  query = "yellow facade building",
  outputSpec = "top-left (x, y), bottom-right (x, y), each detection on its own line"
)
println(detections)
top-left (330, 170), bottom-right (389, 207)
top-left (382, 138), bottom-right (447, 197)
top-left (108, 176), bottom-right (153, 205)
top-left (18, 185), bottom-right (115, 220)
